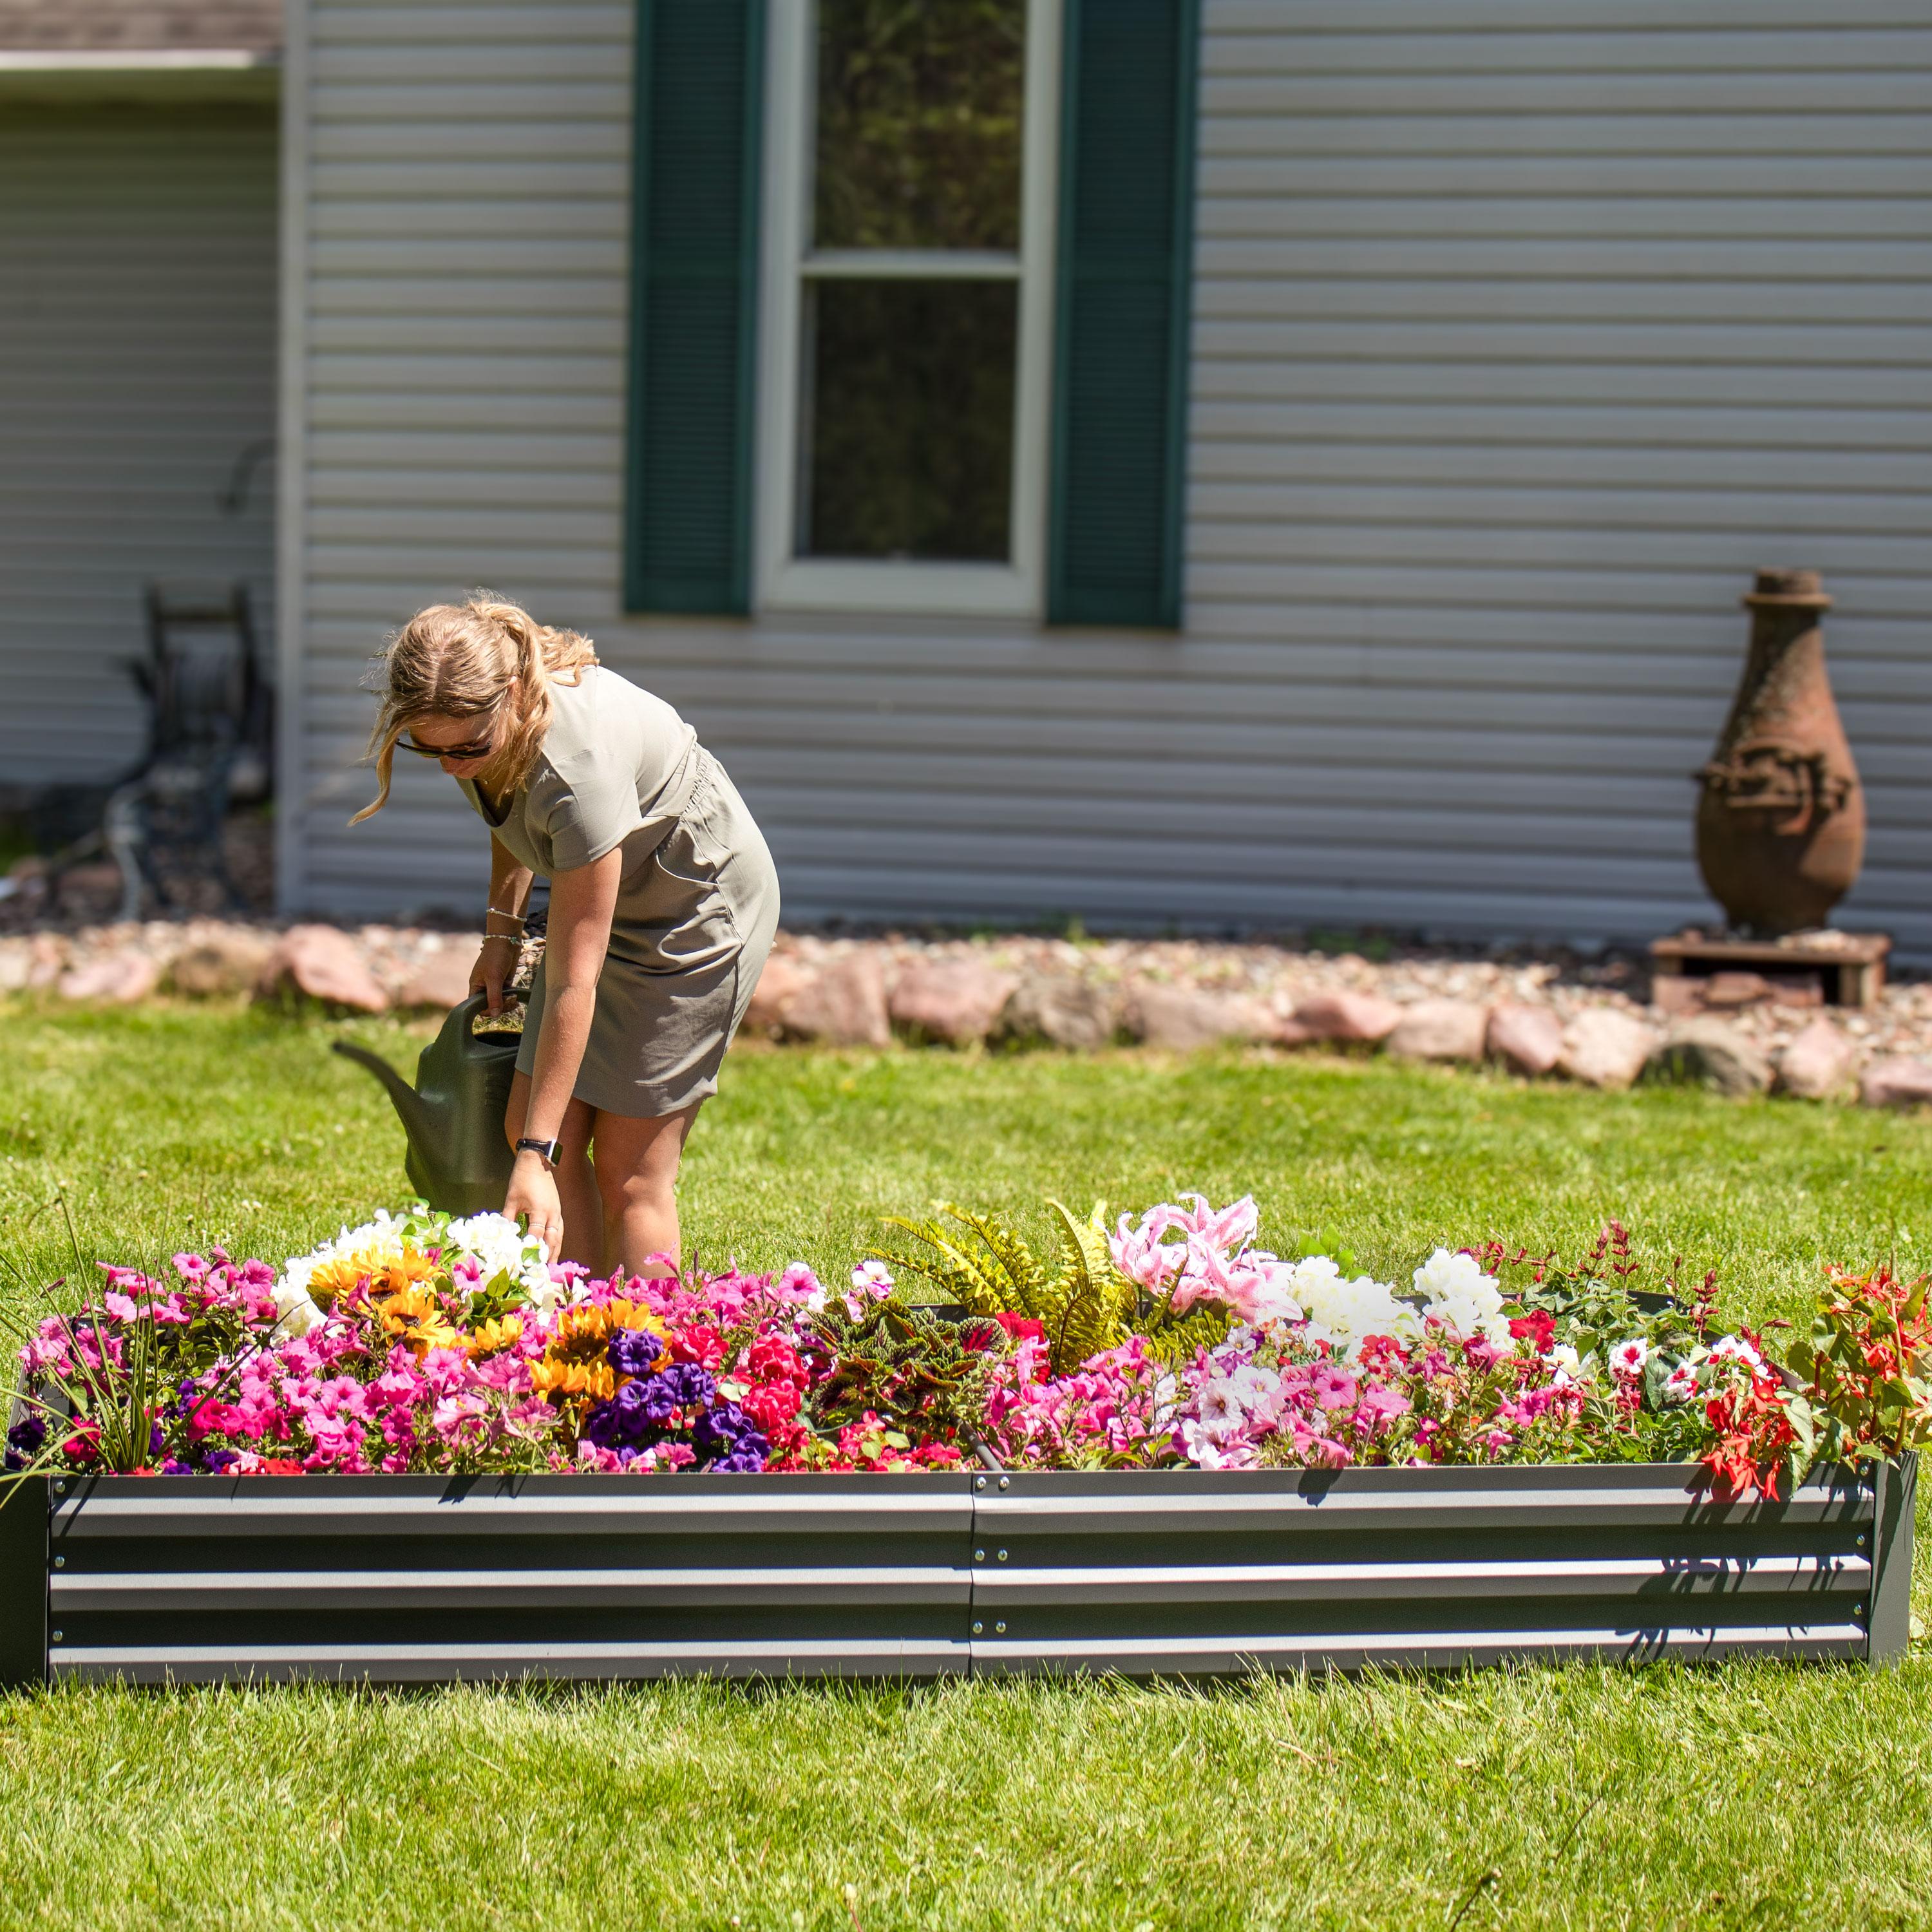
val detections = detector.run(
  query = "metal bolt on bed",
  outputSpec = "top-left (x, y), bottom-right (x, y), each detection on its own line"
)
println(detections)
top-left (998, 1476), bottom-right (1010, 1490)
top-left (971, 1622), bottom-right (983, 1636)
top-left (52, 1557), bottom-right (62, 1569)
top-left (974, 1548), bottom-right (985, 1561)
top-left (997, 1549), bottom-right (1008, 1561)
top-left (995, 1622), bottom-right (1008, 1634)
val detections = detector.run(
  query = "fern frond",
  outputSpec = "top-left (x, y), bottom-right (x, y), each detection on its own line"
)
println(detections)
top-left (877, 1215), bottom-right (1007, 1312)
top-left (1141, 1302), bottom-right (1235, 1367)
top-left (1045, 1198), bottom-right (1113, 1300)
top-left (942, 1204), bottom-right (1050, 1316)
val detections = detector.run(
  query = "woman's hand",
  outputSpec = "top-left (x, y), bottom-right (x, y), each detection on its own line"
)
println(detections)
top-left (470, 934), bottom-right (520, 1014)
top-left (504, 1150), bottom-right (565, 1262)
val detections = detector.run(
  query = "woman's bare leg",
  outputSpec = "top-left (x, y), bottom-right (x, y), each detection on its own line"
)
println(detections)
top-left (504, 1073), bottom-right (601, 1269)
top-left (589, 1103), bottom-right (701, 1279)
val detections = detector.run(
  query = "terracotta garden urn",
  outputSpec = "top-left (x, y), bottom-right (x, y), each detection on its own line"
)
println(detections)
top-left (1694, 568), bottom-right (1864, 935)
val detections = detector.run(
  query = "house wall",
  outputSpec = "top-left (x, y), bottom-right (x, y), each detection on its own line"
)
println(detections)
top-left (0, 105), bottom-right (278, 790)
top-left (285, 0), bottom-right (1932, 952)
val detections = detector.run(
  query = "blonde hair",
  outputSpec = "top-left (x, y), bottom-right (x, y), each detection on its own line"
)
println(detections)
top-left (352, 592), bottom-right (598, 823)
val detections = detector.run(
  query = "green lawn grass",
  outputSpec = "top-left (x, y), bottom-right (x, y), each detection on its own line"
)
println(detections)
top-left (3, 1003), bottom-right (1931, 1931)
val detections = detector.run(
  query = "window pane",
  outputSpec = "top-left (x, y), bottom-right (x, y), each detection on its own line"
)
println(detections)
top-left (813, 0), bottom-right (1025, 251)
top-left (800, 279), bottom-right (1016, 561)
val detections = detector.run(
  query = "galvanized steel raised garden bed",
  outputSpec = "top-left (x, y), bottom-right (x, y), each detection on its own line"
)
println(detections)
top-left (0, 1458), bottom-right (1912, 1685)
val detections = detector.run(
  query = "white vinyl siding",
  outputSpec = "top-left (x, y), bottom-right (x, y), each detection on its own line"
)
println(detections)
top-left (286, 0), bottom-right (1932, 956)
top-left (0, 104), bottom-right (278, 790)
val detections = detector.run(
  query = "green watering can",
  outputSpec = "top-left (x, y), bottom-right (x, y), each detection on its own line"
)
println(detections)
top-left (332, 993), bottom-right (521, 1215)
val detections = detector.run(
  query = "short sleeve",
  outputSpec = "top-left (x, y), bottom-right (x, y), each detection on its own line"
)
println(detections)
top-left (532, 755), bottom-right (645, 872)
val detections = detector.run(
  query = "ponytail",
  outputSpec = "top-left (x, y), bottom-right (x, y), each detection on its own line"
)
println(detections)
top-left (353, 591), bottom-right (597, 822)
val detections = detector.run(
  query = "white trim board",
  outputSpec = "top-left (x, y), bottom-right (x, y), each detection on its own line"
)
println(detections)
top-left (274, 0), bottom-right (311, 914)
top-left (752, 0), bottom-right (1062, 621)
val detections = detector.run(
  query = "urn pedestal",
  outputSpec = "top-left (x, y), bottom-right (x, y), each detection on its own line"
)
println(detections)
top-left (1695, 569), bottom-right (1864, 935)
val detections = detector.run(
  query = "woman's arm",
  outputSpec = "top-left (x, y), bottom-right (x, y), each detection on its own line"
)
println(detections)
top-left (502, 847), bottom-right (623, 1258)
top-left (470, 837), bottom-right (535, 1016)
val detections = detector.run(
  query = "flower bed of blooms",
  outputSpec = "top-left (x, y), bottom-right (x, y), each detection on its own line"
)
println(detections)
top-left (6, 1200), bottom-right (1928, 1499)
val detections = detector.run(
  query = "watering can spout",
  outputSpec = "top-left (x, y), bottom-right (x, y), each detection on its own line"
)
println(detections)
top-left (332, 1039), bottom-right (435, 1147)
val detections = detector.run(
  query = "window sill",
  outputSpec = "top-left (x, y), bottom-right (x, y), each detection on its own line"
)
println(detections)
top-left (757, 559), bottom-right (1039, 621)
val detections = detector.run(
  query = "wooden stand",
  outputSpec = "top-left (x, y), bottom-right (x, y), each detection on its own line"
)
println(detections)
top-left (1649, 929), bottom-right (1890, 1014)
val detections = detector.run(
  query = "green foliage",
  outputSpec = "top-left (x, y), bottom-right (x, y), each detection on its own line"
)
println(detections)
top-left (804, 1297), bottom-right (993, 1444)
top-left (1780, 1263), bottom-right (1932, 1470)
top-left (5, 1010), bottom-right (1932, 1924)
top-left (876, 1198), bottom-right (1129, 1377)
top-left (1481, 1223), bottom-right (1705, 1374)
top-left (876, 1197), bottom-right (1232, 1374)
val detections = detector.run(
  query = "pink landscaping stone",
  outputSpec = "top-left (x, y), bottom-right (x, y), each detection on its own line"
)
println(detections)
top-left (889, 959), bottom-right (1017, 1046)
top-left (25, 936), bottom-right (66, 990)
top-left (393, 945), bottom-right (479, 1012)
top-left (1860, 1058), bottom-right (1932, 1111)
top-left (57, 952), bottom-right (159, 1005)
top-left (167, 931), bottom-right (275, 998)
top-left (1557, 1009), bottom-right (1656, 1090)
top-left (1775, 1018), bottom-right (1858, 1101)
top-left (996, 972), bottom-right (1120, 1051)
top-left (1292, 989), bottom-right (1403, 1045)
top-left (780, 952), bottom-right (891, 1048)
top-left (1124, 984), bottom-right (1274, 1052)
top-left (1486, 1003), bottom-right (1564, 1077)
top-left (257, 924), bottom-right (390, 1015)
top-left (1643, 1019), bottom-right (1771, 1098)
top-left (1385, 998), bottom-right (1490, 1064)
top-left (743, 954), bottom-right (812, 1036)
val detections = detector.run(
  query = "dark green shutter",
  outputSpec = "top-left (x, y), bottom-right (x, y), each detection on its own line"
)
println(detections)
top-left (624, 0), bottom-right (766, 614)
top-left (1047, 0), bottom-right (1201, 629)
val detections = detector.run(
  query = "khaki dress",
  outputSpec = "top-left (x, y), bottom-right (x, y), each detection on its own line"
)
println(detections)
top-left (459, 667), bottom-right (779, 1119)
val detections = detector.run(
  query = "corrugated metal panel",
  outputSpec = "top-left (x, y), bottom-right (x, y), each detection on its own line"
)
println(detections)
top-left (45, 1472), bottom-right (979, 1684)
top-left (0, 105), bottom-right (276, 788)
top-left (963, 1463), bottom-right (1889, 1678)
top-left (287, 0), bottom-right (1932, 953)
top-left (19, 1462), bottom-right (1903, 1685)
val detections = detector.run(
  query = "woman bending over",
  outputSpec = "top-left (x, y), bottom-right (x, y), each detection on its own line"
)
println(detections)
top-left (356, 594), bottom-right (779, 1273)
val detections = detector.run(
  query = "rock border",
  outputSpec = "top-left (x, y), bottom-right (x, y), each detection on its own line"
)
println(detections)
top-left (5, 920), bottom-right (1931, 1110)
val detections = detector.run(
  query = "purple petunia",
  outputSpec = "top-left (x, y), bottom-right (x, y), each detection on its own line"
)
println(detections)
top-left (607, 1327), bottom-right (666, 1379)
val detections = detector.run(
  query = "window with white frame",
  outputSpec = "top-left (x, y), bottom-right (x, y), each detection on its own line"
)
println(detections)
top-left (755, 0), bottom-right (1060, 618)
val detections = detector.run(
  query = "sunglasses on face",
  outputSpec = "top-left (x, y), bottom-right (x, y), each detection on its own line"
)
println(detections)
top-left (399, 724), bottom-right (496, 762)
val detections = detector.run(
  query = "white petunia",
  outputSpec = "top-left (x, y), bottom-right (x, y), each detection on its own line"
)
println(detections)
top-left (1412, 1248), bottom-right (1511, 1347)
top-left (1609, 1337), bottom-right (1649, 1379)
top-left (1707, 1334), bottom-right (1763, 1369)
top-left (1662, 1364), bottom-right (1701, 1405)
top-left (269, 1279), bottom-right (328, 1339)
top-left (851, 1260), bottom-right (895, 1298)
top-left (1293, 1260), bottom-right (1419, 1361)
top-left (1548, 1343), bottom-right (1588, 1388)
top-left (1194, 1378), bottom-right (1247, 1441)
